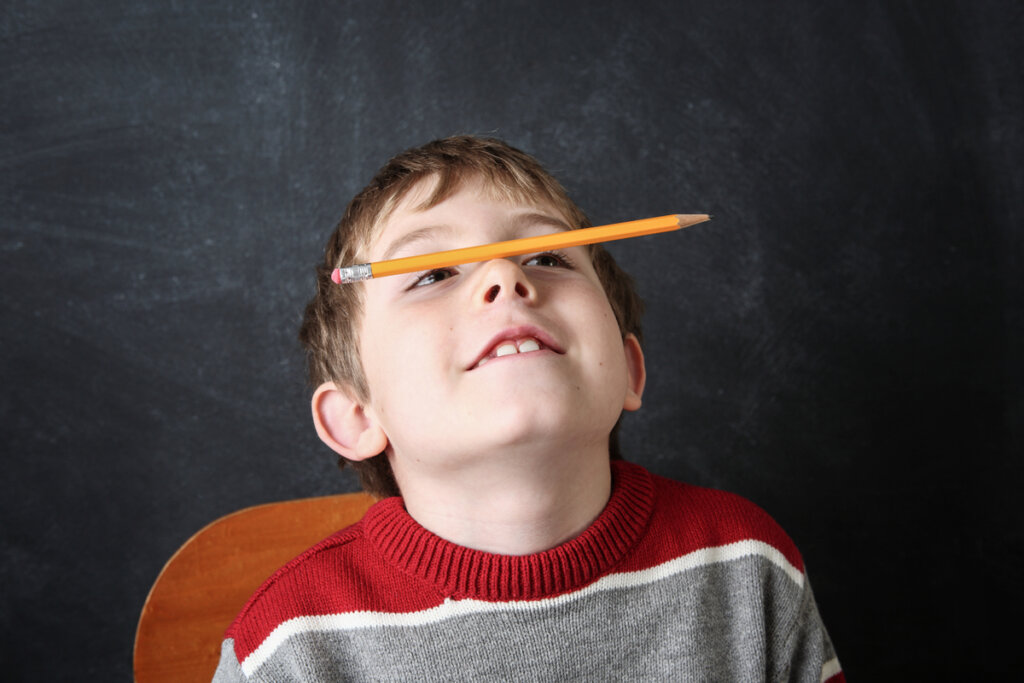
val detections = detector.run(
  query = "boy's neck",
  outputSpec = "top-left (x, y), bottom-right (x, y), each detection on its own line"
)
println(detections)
top-left (393, 446), bottom-right (613, 556)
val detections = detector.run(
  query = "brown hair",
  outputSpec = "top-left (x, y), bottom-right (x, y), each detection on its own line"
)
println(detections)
top-left (299, 136), bottom-right (644, 497)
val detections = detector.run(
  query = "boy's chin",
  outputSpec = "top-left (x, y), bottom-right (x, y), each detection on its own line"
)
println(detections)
top-left (461, 404), bottom-right (612, 453)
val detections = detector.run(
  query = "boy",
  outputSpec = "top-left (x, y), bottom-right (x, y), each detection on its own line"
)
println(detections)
top-left (213, 136), bottom-right (843, 681)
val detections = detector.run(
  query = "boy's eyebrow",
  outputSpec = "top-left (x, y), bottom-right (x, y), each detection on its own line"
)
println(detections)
top-left (511, 212), bottom-right (573, 236)
top-left (381, 224), bottom-right (457, 261)
top-left (380, 212), bottom-right (571, 262)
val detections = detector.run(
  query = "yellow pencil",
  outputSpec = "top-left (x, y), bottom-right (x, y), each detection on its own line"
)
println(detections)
top-left (331, 213), bottom-right (710, 284)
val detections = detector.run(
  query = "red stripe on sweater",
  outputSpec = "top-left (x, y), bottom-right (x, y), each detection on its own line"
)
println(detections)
top-left (619, 471), bottom-right (804, 575)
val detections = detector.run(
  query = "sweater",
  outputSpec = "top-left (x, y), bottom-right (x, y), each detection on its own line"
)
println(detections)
top-left (213, 461), bottom-right (843, 682)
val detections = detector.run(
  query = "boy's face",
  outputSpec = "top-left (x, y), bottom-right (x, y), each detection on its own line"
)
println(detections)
top-left (354, 176), bottom-right (644, 480)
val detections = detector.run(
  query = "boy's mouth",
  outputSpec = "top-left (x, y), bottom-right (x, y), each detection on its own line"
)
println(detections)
top-left (469, 326), bottom-right (564, 370)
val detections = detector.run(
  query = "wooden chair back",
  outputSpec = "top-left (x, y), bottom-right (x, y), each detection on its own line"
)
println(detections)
top-left (133, 492), bottom-right (376, 682)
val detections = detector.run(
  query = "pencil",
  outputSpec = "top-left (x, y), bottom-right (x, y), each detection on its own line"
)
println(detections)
top-left (331, 213), bottom-right (710, 284)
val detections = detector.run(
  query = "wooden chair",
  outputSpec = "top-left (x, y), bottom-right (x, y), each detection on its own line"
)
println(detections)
top-left (133, 492), bottom-right (376, 682)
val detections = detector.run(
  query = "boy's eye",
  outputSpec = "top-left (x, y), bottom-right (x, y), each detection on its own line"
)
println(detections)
top-left (523, 251), bottom-right (572, 269)
top-left (412, 268), bottom-right (456, 288)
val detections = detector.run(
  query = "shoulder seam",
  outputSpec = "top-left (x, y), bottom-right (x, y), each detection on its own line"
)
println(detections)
top-left (226, 523), bottom-right (365, 636)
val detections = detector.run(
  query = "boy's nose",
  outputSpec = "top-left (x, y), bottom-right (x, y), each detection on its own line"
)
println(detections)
top-left (475, 259), bottom-right (537, 305)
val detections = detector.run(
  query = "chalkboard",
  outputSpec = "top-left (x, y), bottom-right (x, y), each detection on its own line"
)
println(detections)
top-left (2, 1), bottom-right (1021, 679)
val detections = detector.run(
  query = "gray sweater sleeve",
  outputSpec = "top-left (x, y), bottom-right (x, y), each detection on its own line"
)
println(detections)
top-left (775, 573), bottom-right (842, 682)
top-left (212, 639), bottom-right (246, 683)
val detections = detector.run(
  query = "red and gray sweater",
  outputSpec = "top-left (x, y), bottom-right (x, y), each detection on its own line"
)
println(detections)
top-left (214, 461), bottom-right (843, 682)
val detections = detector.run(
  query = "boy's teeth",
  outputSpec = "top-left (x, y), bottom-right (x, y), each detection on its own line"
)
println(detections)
top-left (494, 342), bottom-right (518, 357)
top-left (475, 337), bottom-right (545, 368)
top-left (518, 339), bottom-right (541, 353)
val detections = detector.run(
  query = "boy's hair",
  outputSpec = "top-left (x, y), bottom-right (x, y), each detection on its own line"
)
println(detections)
top-left (299, 136), bottom-right (644, 498)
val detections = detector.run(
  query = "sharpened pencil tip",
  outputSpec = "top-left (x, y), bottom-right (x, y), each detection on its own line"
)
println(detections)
top-left (674, 214), bottom-right (712, 228)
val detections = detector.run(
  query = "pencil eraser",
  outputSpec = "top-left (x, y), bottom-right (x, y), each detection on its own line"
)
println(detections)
top-left (331, 268), bottom-right (342, 284)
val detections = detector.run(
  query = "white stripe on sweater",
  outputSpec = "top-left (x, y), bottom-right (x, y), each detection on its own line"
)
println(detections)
top-left (820, 656), bottom-right (843, 682)
top-left (241, 538), bottom-right (803, 676)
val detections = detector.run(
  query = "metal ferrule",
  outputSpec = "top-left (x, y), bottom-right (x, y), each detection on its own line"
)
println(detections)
top-left (336, 263), bottom-right (373, 283)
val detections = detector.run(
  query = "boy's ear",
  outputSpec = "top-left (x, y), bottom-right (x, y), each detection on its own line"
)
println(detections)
top-left (622, 333), bottom-right (646, 412)
top-left (311, 382), bottom-right (388, 462)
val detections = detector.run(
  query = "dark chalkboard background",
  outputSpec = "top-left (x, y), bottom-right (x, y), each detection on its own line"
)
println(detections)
top-left (2, 1), bottom-right (1021, 679)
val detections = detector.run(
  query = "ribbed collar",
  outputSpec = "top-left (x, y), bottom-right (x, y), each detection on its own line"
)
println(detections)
top-left (361, 460), bottom-right (655, 602)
